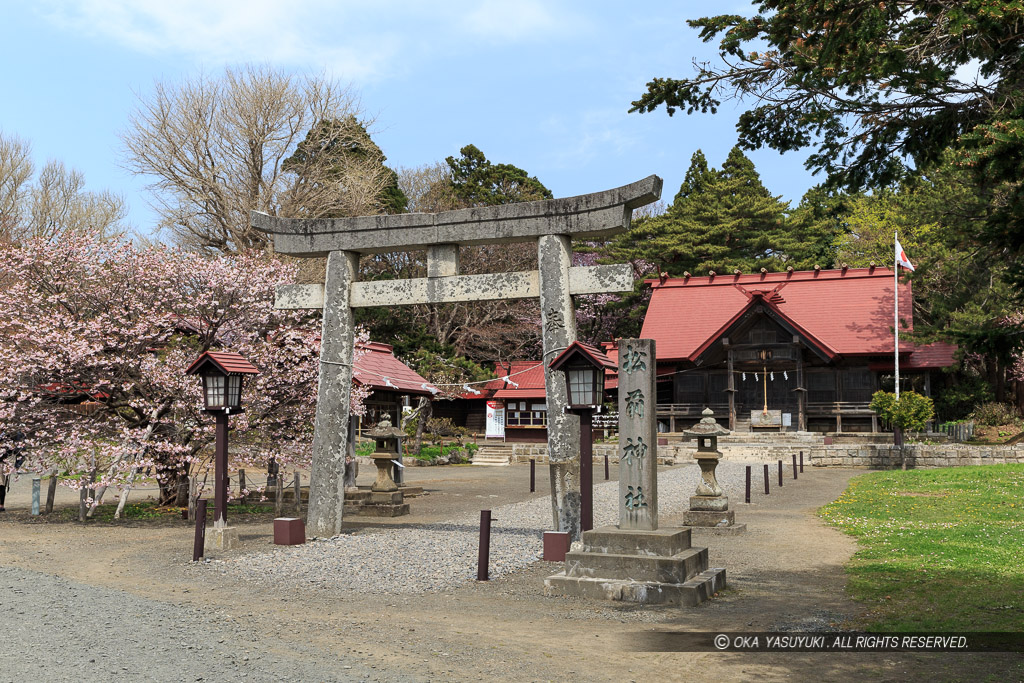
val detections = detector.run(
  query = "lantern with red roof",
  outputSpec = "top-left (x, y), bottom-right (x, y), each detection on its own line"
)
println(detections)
top-left (185, 351), bottom-right (260, 413)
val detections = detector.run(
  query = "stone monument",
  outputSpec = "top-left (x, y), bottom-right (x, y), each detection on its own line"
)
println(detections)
top-left (683, 409), bottom-right (746, 534)
top-left (252, 177), bottom-right (662, 537)
top-left (545, 339), bottom-right (727, 606)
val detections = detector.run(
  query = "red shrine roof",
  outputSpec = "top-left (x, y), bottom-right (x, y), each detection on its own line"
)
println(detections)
top-left (492, 360), bottom-right (547, 399)
top-left (639, 267), bottom-right (960, 364)
top-left (353, 342), bottom-right (436, 396)
top-left (186, 351), bottom-right (260, 376)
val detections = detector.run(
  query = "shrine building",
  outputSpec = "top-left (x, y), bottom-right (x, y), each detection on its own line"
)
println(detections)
top-left (639, 266), bottom-right (956, 433)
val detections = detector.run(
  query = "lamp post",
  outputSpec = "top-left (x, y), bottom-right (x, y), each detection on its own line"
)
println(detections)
top-left (549, 342), bottom-right (616, 532)
top-left (185, 351), bottom-right (259, 529)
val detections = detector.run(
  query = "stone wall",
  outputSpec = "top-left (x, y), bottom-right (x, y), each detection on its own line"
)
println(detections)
top-left (810, 443), bottom-right (1024, 468)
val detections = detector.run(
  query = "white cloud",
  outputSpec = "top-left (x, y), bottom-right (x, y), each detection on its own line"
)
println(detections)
top-left (35, 0), bottom-right (580, 82)
top-left (459, 0), bottom-right (561, 42)
top-left (541, 108), bottom-right (642, 168)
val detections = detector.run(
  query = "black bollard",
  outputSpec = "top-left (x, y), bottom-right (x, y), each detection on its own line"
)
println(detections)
top-left (800, 451), bottom-right (804, 473)
top-left (778, 460), bottom-right (784, 487)
top-left (530, 458), bottom-right (535, 493)
top-left (477, 510), bottom-right (492, 581)
top-left (604, 454), bottom-right (609, 481)
top-left (192, 499), bottom-right (207, 562)
top-left (792, 453), bottom-right (798, 480)
top-left (763, 463), bottom-right (770, 495)
top-left (745, 465), bottom-right (751, 504)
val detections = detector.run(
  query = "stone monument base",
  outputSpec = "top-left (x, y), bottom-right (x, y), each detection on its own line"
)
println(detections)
top-left (683, 495), bottom-right (746, 534)
top-left (544, 526), bottom-right (726, 606)
top-left (205, 525), bottom-right (239, 552)
top-left (342, 487), bottom-right (414, 517)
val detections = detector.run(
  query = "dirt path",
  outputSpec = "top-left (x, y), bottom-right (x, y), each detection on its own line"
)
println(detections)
top-left (0, 463), bottom-right (1016, 681)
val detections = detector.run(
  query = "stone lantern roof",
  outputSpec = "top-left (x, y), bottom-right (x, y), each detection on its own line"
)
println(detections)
top-left (365, 416), bottom-right (405, 440)
top-left (683, 408), bottom-right (730, 438)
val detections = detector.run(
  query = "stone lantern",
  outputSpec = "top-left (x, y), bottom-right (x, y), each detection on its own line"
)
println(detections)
top-left (355, 417), bottom-right (411, 517)
top-left (365, 417), bottom-right (405, 493)
top-left (682, 408), bottom-right (744, 533)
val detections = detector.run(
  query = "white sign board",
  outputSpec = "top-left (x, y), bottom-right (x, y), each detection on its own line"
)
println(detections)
top-left (485, 401), bottom-right (505, 439)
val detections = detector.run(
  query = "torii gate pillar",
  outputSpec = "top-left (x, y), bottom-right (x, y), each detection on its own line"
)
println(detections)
top-left (539, 234), bottom-right (581, 534)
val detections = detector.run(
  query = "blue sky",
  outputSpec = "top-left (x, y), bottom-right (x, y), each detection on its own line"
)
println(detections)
top-left (2, 1), bottom-right (821, 235)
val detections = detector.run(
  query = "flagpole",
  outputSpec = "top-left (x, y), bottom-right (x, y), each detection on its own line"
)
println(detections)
top-left (894, 231), bottom-right (900, 400)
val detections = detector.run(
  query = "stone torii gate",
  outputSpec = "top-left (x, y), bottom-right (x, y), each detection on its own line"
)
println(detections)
top-left (251, 175), bottom-right (662, 537)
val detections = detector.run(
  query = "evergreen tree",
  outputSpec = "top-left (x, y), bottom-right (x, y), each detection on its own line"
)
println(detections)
top-left (612, 147), bottom-right (791, 276)
top-left (445, 144), bottom-right (552, 207)
top-left (284, 116), bottom-right (408, 216)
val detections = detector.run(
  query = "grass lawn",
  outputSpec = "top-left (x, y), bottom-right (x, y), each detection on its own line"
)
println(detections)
top-left (820, 464), bottom-right (1024, 631)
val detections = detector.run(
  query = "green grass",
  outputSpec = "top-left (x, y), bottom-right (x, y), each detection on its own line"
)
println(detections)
top-left (57, 499), bottom-right (275, 523)
top-left (820, 464), bottom-right (1024, 631)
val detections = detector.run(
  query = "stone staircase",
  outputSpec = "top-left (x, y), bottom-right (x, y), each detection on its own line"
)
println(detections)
top-left (472, 444), bottom-right (514, 466)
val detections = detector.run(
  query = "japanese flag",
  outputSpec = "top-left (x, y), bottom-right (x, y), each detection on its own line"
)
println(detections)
top-left (895, 237), bottom-right (915, 271)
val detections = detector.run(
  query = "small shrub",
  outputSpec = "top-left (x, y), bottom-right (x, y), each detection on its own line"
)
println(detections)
top-left (969, 402), bottom-right (1021, 426)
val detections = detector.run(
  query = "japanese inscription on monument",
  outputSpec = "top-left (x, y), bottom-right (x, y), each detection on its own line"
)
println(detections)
top-left (617, 338), bottom-right (658, 530)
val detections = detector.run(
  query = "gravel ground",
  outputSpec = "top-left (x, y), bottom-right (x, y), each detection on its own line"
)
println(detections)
top-left (0, 565), bottom-right (391, 683)
top-left (219, 461), bottom-right (753, 594)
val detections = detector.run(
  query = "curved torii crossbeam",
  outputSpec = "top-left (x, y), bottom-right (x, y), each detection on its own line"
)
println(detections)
top-left (251, 175), bottom-right (663, 537)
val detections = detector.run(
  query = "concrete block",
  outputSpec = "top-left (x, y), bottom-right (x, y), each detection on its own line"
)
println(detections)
top-left (205, 526), bottom-right (240, 552)
top-left (543, 531), bottom-right (571, 562)
top-left (274, 517), bottom-right (306, 545)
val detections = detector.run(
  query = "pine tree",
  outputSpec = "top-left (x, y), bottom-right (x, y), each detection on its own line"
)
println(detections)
top-left (613, 147), bottom-right (791, 276)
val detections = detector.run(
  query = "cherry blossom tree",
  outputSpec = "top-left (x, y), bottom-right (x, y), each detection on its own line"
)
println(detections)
top-left (0, 232), bottom-right (367, 512)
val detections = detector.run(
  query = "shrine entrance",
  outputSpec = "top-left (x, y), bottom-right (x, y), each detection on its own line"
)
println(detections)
top-left (251, 175), bottom-right (662, 537)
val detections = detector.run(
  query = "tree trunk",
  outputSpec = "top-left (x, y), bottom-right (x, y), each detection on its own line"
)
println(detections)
top-left (112, 468), bottom-right (138, 520)
top-left (414, 396), bottom-right (431, 456)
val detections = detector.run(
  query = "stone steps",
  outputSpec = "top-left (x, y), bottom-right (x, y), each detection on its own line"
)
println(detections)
top-left (472, 446), bottom-right (513, 466)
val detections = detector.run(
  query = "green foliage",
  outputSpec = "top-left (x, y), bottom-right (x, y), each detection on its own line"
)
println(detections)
top-left (284, 116), bottom-right (408, 215)
top-left (970, 402), bottom-right (1022, 427)
top-left (445, 144), bottom-right (552, 207)
top-left (820, 465), bottom-right (1024, 631)
top-left (413, 442), bottom-right (478, 462)
top-left (630, 1), bottom-right (1024, 291)
top-left (422, 417), bottom-right (469, 445)
top-left (608, 147), bottom-right (819, 276)
top-left (933, 371), bottom-right (993, 422)
top-left (870, 391), bottom-right (935, 433)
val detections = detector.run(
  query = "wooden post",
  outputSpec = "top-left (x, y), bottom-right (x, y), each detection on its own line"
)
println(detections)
top-left (778, 460), bottom-right (784, 487)
top-left (213, 410), bottom-right (229, 526)
top-left (745, 465), bottom-right (751, 504)
top-left (78, 487), bottom-right (87, 522)
top-left (45, 471), bottom-right (57, 514)
top-left (792, 453), bottom-right (798, 480)
top-left (763, 464), bottom-right (770, 495)
top-left (293, 471), bottom-right (302, 516)
top-left (192, 499), bottom-right (207, 562)
top-left (274, 474), bottom-right (284, 518)
top-left (477, 509), bottom-right (492, 581)
top-left (580, 409), bottom-right (594, 533)
top-left (187, 476), bottom-right (197, 522)
top-left (238, 469), bottom-right (247, 503)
